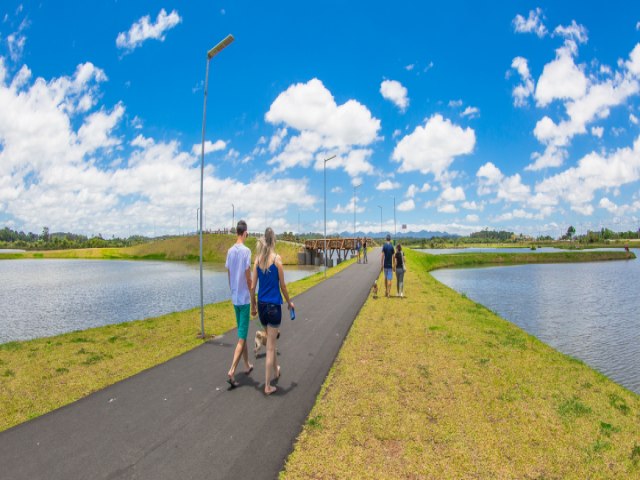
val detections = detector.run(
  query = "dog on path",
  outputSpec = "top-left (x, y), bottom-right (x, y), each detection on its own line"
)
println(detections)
top-left (371, 281), bottom-right (379, 299)
top-left (254, 328), bottom-right (280, 357)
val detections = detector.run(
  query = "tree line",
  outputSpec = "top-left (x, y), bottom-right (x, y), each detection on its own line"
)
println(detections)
top-left (0, 227), bottom-right (150, 250)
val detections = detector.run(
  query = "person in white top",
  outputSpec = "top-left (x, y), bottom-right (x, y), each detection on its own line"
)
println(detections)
top-left (225, 220), bottom-right (253, 388)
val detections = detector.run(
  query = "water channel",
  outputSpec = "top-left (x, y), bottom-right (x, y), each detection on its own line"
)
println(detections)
top-left (0, 259), bottom-right (320, 343)
top-left (429, 249), bottom-right (640, 394)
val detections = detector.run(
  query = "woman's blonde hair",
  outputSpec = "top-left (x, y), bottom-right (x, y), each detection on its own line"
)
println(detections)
top-left (257, 227), bottom-right (276, 272)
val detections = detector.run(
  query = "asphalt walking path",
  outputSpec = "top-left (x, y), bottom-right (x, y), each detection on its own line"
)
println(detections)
top-left (1, 250), bottom-right (382, 480)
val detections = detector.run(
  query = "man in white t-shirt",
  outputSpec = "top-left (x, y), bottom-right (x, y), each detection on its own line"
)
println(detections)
top-left (225, 220), bottom-right (253, 388)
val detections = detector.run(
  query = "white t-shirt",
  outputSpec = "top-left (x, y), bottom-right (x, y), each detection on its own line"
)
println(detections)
top-left (225, 243), bottom-right (251, 306)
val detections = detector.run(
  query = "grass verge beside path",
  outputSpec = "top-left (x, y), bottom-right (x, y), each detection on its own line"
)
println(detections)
top-left (0, 235), bottom-right (302, 264)
top-left (282, 250), bottom-right (640, 479)
top-left (0, 257), bottom-right (354, 432)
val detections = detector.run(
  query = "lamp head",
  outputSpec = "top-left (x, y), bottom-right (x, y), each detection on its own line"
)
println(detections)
top-left (208, 34), bottom-right (234, 59)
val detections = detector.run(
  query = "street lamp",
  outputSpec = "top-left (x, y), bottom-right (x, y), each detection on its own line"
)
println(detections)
top-left (231, 203), bottom-right (235, 233)
top-left (377, 205), bottom-right (382, 235)
top-left (353, 183), bottom-right (362, 237)
top-left (323, 154), bottom-right (336, 276)
top-left (393, 195), bottom-right (397, 244)
top-left (198, 34), bottom-right (234, 339)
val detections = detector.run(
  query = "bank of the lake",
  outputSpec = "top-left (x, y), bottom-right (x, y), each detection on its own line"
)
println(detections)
top-left (282, 249), bottom-right (640, 479)
top-left (0, 234), bottom-right (303, 265)
top-left (0, 257), bottom-right (354, 432)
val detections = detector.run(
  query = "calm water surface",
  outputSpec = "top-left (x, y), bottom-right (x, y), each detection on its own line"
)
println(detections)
top-left (431, 249), bottom-right (640, 394)
top-left (0, 259), bottom-right (320, 343)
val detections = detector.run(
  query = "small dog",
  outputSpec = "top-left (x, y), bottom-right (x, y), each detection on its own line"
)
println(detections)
top-left (372, 281), bottom-right (378, 299)
top-left (254, 328), bottom-right (280, 356)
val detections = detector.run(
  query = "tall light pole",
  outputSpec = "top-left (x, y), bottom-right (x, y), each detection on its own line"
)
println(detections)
top-left (198, 34), bottom-right (234, 339)
top-left (393, 195), bottom-right (397, 244)
top-left (377, 205), bottom-right (382, 235)
top-left (323, 155), bottom-right (336, 276)
top-left (353, 183), bottom-right (362, 237)
top-left (231, 203), bottom-right (235, 233)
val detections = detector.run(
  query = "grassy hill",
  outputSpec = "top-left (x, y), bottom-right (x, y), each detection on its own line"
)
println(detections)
top-left (0, 235), bottom-right (304, 265)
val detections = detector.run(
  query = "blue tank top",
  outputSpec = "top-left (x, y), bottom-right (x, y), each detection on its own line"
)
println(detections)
top-left (257, 262), bottom-right (282, 304)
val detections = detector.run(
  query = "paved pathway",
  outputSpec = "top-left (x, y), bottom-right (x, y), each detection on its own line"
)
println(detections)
top-left (0, 251), bottom-right (382, 480)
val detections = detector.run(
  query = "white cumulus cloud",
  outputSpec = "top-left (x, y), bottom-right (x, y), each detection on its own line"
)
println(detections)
top-left (116, 9), bottom-right (182, 52)
top-left (513, 8), bottom-right (547, 38)
top-left (461, 106), bottom-right (479, 118)
top-left (397, 199), bottom-right (415, 212)
top-left (376, 180), bottom-right (400, 191)
top-left (392, 114), bottom-right (475, 181)
top-left (191, 140), bottom-right (226, 156)
top-left (266, 78), bottom-right (380, 177)
top-left (380, 79), bottom-right (409, 112)
top-left (511, 57), bottom-right (535, 107)
top-left (439, 186), bottom-right (466, 202)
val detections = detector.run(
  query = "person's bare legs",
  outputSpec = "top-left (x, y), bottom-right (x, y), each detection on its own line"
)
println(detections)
top-left (241, 341), bottom-right (252, 373)
top-left (385, 272), bottom-right (392, 297)
top-left (228, 339), bottom-right (252, 383)
top-left (264, 326), bottom-right (280, 395)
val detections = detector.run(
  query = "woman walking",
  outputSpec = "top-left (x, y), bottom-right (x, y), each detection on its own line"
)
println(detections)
top-left (250, 228), bottom-right (295, 395)
top-left (393, 244), bottom-right (407, 298)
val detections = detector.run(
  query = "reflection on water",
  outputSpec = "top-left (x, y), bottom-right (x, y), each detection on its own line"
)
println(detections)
top-left (431, 250), bottom-right (640, 394)
top-left (0, 259), bottom-right (320, 343)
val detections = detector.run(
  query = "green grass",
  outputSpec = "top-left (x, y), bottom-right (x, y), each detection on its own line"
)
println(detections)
top-left (0, 234), bottom-right (304, 265)
top-left (281, 249), bottom-right (640, 479)
top-left (0, 256), bottom-right (354, 432)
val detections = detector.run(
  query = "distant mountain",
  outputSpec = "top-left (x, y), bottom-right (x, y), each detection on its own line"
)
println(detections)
top-left (339, 230), bottom-right (458, 239)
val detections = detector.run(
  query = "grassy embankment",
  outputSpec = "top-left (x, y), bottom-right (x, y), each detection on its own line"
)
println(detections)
top-left (282, 249), bottom-right (640, 479)
top-left (406, 238), bottom-right (640, 250)
top-left (0, 246), bottom-right (352, 433)
top-left (0, 234), bottom-right (302, 264)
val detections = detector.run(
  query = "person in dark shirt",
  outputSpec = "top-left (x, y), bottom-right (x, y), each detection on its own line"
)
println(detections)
top-left (393, 243), bottom-right (406, 298)
top-left (362, 238), bottom-right (368, 263)
top-left (381, 234), bottom-right (395, 297)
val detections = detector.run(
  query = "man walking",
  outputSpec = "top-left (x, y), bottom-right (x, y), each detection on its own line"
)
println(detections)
top-left (226, 220), bottom-right (253, 388)
top-left (381, 234), bottom-right (394, 297)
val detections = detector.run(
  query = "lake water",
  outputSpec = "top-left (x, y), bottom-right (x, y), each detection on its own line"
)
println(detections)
top-left (0, 259), bottom-right (320, 343)
top-left (430, 249), bottom-right (640, 394)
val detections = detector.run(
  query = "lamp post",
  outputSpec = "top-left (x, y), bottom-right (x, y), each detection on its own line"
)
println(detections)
top-left (231, 203), bottom-right (235, 233)
top-left (323, 154), bottom-right (336, 276)
top-left (198, 34), bottom-right (234, 339)
top-left (377, 205), bottom-right (382, 235)
top-left (353, 183), bottom-right (362, 237)
top-left (393, 195), bottom-right (397, 245)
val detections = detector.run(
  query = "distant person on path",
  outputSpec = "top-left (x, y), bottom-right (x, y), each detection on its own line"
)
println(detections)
top-left (381, 234), bottom-right (395, 297)
top-left (225, 220), bottom-right (253, 388)
top-left (393, 243), bottom-right (406, 298)
top-left (251, 227), bottom-right (295, 395)
top-left (356, 237), bottom-right (362, 263)
top-left (363, 237), bottom-right (368, 263)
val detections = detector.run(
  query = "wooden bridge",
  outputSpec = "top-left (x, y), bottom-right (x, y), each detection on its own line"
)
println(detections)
top-left (301, 237), bottom-right (375, 265)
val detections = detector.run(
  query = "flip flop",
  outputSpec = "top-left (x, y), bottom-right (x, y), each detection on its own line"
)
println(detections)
top-left (227, 377), bottom-right (240, 389)
top-left (244, 365), bottom-right (254, 375)
top-left (264, 386), bottom-right (277, 396)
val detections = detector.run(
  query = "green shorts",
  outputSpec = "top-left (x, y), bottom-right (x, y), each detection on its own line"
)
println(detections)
top-left (233, 304), bottom-right (250, 340)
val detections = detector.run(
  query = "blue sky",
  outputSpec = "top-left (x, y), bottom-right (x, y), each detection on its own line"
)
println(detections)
top-left (2, 1), bottom-right (640, 237)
